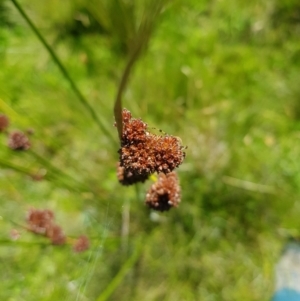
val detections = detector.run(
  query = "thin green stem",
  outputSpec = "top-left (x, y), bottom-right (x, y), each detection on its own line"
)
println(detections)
top-left (0, 157), bottom-right (82, 193)
top-left (114, 45), bottom-right (142, 140)
top-left (28, 150), bottom-right (90, 192)
top-left (0, 239), bottom-right (52, 247)
top-left (96, 238), bottom-right (143, 301)
top-left (10, 0), bottom-right (117, 146)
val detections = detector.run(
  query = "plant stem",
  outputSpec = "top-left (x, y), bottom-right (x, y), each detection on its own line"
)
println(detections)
top-left (114, 0), bottom-right (166, 140)
top-left (96, 238), bottom-right (143, 301)
top-left (28, 150), bottom-right (90, 192)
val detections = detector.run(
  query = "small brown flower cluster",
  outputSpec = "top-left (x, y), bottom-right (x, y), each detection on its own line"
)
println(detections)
top-left (73, 235), bottom-right (90, 253)
top-left (115, 109), bottom-right (185, 211)
top-left (27, 208), bottom-right (66, 245)
top-left (26, 208), bottom-right (90, 252)
top-left (0, 113), bottom-right (31, 150)
top-left (117, 162), bottom-right (149, 185)
top-left (117, 109), bottom-right (186, 185)
top-left (8, 130), bottom-right (31, 151)
top-left (145, 172), bottom-right (181, 211)
top-left (0, 114), bottom-right (9, 132)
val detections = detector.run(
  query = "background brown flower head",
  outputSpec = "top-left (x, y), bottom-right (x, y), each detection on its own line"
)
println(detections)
top-left (46, 224), bottom-right (66, 245)
top-left (8, 131), bottom-right (31, 151)
top-left (26, 208), bottom-right (66, 245)
top-left (0, 114), bottom-right (9, 132)
top-left (27, 208), bottom-right (54, 234)
top-left (145, 172), bottom-right (181, 211)
top-left (73, 235), bottom-right (90, 253)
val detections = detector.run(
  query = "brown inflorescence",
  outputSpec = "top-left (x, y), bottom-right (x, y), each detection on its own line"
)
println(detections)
top-left (73, 235), bottom-right (90, 253)
top-left (46, 224), bottom-right (66, 245)
top-left (117, 162), bottom-right (149, 185)
top-left (117, 109), bottom-right (186, 184)
top-left (145, 172), bottom-right (181, 211)
top-left (26, 208), bottom-right (66, 245)
top-left (0, 114), bottom-right (9, 132)
top-left (27, 209), bottom-right (54, 234)
top-left (8, 130), bottom-right (30, 151)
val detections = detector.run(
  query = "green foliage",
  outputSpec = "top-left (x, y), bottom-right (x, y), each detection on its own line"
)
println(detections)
top-left (1, 0), bottom-right (300, 300)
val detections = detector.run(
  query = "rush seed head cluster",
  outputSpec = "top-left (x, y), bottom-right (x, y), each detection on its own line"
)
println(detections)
top-left (26, 208), bottom-right (90, 251)
top-left (146, 172), bottom-right (181, 211)
top-left (116, 109), bottom-right (186, 211)
top-left (27, 208), bottom-right (66, 245)
top-left (8, 130), bottom-right (31, 151)
top-left (117, 162), bottom-right (149, 186)
top-left (117, 109), bottom-right (186, 184)
top-left (0, 114), bottom-right (9, 132)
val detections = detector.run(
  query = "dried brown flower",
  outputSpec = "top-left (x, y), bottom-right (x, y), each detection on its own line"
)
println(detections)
top-left (27, 209), bottom-right (54, 234)
top-left (117, 109), bottom-right (186, 181)
top-left (0, 114), bottom-right (9, 132)
top-left (8, 130), bottom-right (30, 150)
top-left (26, 208), bottom-right (66, 245)
top-left (120, 109), bottom-right (148, 146)
top-left (73, 235), bottom-right (90, 253)
top-left (145, 172), bottom-right (181, 211)
top-left (117, 162), bottom-right (149, 185)
top-left (46, 224), bottom-right (66, 245)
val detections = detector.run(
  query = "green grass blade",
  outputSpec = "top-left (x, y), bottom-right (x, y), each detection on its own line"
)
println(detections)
top-left (96, 239), bottom-right (143, 301)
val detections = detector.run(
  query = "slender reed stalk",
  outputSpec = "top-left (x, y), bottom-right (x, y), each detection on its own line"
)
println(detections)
top-left (114, 0), bottom-right (167, 139)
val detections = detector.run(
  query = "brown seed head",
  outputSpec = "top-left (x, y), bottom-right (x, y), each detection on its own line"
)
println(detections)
top-left (117, 162), bottom-right (149, 185)
top-left (120, 109), bottom-right (148, 146)
top-left (0, 114), bottom-right (9, 132)
top-left (27, 209), bottom-right (54, 235)
top-left (145, 172), bottom-right (181, 211)
top-left (46, 224), bottom-right (66, 245)
top-left (73, 235), bottom-right (90, 253)
top-left (8, 131), bottom-right (30, 151)
top-left (26, 208), bottom-right (66, 245)
top-left (118, 109), bottom-right (186, 179)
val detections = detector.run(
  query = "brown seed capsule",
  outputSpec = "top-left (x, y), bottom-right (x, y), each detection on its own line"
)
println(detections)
top-left (117, 109), bottom-right (186, 180)
top-left (73, 235), bottom-right (90, 253)
top-left (8, 130), bottom-right (30, 151)
top-left (27, 208), bottom-right (54, 235)
top-left (0, 114), bottom-right (9, 132)
top-left (117, 162), bottom-right (149, 185)
top-left (145, 172), bottom-right (181, 211)
top-left (46, 224), bottom-right (66, 245)
top-left (26, 208), bottom-right (66, 245)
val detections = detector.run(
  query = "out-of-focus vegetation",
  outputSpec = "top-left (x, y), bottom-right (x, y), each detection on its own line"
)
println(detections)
top-left (1, 0), bottom-right (300, 300)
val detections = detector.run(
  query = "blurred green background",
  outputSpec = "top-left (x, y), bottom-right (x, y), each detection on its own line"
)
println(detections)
top-left (1, 0), bottom-right (300, 300)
